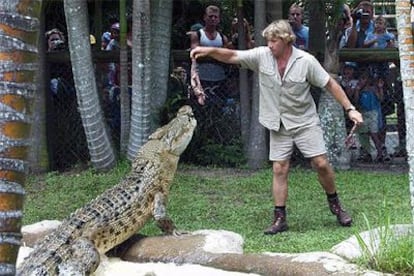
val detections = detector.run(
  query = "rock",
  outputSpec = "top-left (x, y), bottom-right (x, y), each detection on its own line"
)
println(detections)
top-left (121, 230), bottom-right (243, 264)
top-left (95, 255), bottom-right (258, 276)
top-left (17, 220), bottom-right (393, 276)
top-left (331, 223), bottom-right (414, 261)
top-left (21, 220), bottom-right (61, 247)
top-left (193, 229), bottom-right (244, 254)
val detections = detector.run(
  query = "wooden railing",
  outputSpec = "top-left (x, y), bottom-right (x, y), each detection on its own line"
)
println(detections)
top-left (46, 48), bottom-right (401, 66)
top-left (338, 48), bottom-right (400, 64)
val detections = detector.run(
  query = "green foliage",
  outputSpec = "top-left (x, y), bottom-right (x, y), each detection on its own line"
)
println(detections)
top-left (191, 139), bottom-right (246, 167)
top-left (159, 72), bottom-right (189, 125)
top-left (355, 202), bottom-right (414, 275)
top-left (23, 165), bottom-right (412, 274)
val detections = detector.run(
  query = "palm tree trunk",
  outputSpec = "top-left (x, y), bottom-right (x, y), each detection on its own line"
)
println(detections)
top-left (29, 7), bottom-right (49, 173)
top-left (395, 0), bottom-right (414, 223)
top-left (128, 0), bottom-right (152, 161)
top-left (119, 0), bottom-right (131, 155)
top-left (150, 0), bottom-right (173, 131)
top-left (0, 1), bottom-right (42, 273)
top-left (246, 0), bottom-right (268, 169)
top-left (64, 0), bottom-right (116, 171)
top-left (236, 0), bottom-right (251, 148)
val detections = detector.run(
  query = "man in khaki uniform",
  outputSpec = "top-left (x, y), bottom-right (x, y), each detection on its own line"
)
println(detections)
top-left (190, 20), bottom-right (363, 235)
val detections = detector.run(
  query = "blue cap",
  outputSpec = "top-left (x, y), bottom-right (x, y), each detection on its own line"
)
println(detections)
top-left (344, 62), bottom-right (357, 69)
top-left (101, 31), bottom-right (111, 43)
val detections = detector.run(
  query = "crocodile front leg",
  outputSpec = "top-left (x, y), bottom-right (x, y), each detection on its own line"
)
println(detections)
top-left (153, 192), bottom-right (184, 235)
top-left (153, 192), bottom-right (175, 234)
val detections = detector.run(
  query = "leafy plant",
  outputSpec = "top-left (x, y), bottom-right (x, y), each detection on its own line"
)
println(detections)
top-left (355, 201), bottom-right (414, 275)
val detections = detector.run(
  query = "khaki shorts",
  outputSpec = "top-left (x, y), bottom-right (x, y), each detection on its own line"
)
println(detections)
top-left (269, 124), bottom-right (327, 161)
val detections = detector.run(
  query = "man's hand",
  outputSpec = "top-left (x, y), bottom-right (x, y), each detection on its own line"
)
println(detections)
top-left (190, 46), bottom-right (209, 60)
top-left (348, 109), bottom-right (363, 127)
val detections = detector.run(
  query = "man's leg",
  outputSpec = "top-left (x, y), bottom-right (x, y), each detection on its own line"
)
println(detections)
top-left (264, 160), bottom-right (290, 235)
top-left (311, 155), bottom-right (352, 226)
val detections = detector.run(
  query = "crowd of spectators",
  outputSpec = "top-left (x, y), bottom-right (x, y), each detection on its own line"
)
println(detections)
top-left (338, 0), bottom-right (404, 162)
top-left (45, 1), bottom-right (406, 166)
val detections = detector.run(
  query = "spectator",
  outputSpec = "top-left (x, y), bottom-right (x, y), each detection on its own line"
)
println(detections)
top-left (105, 22), bottom-right (120, 89)
top-left (340, 1), bottom-right (375, 162)
top-left (104, 22), bottom-right (131, 133)
top-left (45, 28), bottom-right (86, 170)
top-left (339, 63), bottom-right (359, 131)
top-left (346, 1), bottom-right (374, 49)
top-left (363, 15), bottom-right (395, 161)
top-left (288, 3), bottom-right (309, 50)
top-left (228, 17), bottom-right (254, 49)
top-left (338, 4), bottom-right (354, 49)
top-left (354, 69), bottom-right (384, 162)
top-left (106, 22), bottom-right (120, 51)
top-left (363, 15), bottom-right (395, 49)
top-left (45, 28), bottom-right (66, 52)
top-left (45, 28), bottom-right (72, 96)
top-left (190, 19), bottom-right (363, 234)
top-left (189, 5), bottom-right (229, 105)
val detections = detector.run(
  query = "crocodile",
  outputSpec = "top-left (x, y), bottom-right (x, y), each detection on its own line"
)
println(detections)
top-left (17, 105), bottom-right (197, 276)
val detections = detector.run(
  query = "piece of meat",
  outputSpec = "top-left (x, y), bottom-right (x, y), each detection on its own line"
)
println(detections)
top-left (190, 58), bottom-right (206, 105)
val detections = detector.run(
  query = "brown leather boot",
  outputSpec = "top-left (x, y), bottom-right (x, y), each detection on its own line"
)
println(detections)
top-left (264, 210), bottom-right (288, 235)
top-left (328, 198), bottom-right (352, 226)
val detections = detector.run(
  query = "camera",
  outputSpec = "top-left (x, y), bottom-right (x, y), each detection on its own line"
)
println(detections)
top-left (51, 39), bottom-right (65, 51)
top-left (354, 8), bottom-right (369, 20)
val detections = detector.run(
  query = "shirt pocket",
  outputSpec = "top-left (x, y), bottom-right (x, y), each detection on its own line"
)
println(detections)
top-left (283, 74), bottom-right (308, 94)
top-left (259, 66), bottom-right (277, 88)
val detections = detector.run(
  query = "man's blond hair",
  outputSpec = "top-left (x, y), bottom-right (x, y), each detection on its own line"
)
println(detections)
top-left (262, 20), bottom-right (296, 44)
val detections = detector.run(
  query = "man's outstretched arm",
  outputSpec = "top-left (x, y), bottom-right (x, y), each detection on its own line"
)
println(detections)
top-left (190, 46), bottom-right (240, 64)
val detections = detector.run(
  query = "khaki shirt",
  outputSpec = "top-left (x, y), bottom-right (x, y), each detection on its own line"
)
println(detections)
top-left (236, 46), bottom-right (329, 131)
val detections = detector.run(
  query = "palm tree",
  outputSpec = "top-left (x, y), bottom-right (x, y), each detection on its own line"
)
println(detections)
top-left (149, 0), bottom-right (173, 132)
top-left (64, 0), bottom-right (116, 171)
top-left (0, 0), bottom-right (42, 273)
top-left (127, 0), bottom-right (152, 161)
top-left (245, 0), bottom-right (268, 169)
top-left (119, 0), bottom-right (131, 155)
top-left (28, 6), bottom-right (49, 173)
top-left (395, 0), bottom-right (414, 222)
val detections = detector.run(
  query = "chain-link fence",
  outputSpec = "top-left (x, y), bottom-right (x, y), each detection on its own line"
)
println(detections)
top-left (42, 0), bottom-right (408, 172)
top-left (45, 61), bottom-right (89, 171)
top-left (44, 56), bottom-right (408, 171)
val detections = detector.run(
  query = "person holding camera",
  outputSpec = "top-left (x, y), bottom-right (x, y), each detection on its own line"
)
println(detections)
top-left (345, 1), bottom-right (374, 48)
top-left (46, 28), bottom-right (66, 52)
